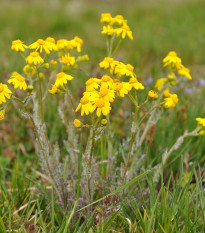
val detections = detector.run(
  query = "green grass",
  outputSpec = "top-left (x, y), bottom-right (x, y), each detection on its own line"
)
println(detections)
top-left (0, 0), bottom-right (205, 232)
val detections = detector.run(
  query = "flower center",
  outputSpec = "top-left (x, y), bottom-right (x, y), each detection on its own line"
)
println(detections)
top-left (95, 99), bottom-right (105, 108)
top-left (100, 88), bottom-right (108, 97)
top-left (129, 78), bottom-right (137, 84)
top-left (37, 39), bottom-right (45, 45)
top-left (0, 84), bottom-right (4, 93)
top-left (16, 75), bottom-right (25, 82)
top-left (168, 51), bottom-right (177, 57)
top-left (56, 72), bottom-right (65, 79)
top-left (30, 52), bottom-right (39, 57)
top-left (101, 75), bottom-right (111, 82)
top-left (122, 25), bottom-right (130, 31)
top-left (46, 37), bottom-right (55, 43)
top-left (126, 64), bottom-right (134, 72)
top-left (115, 83), bottom-right (123, 91)
top-left (74, 36), bottom-right (83, 44)
top-left (12, 40), bottom-right (22, 45)
top-left (105, 57), bottom-right (114, 63)
top-left (80, 97), bottom-right (89, 105)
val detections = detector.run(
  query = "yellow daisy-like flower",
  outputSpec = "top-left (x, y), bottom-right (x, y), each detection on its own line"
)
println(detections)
top-left (163, 88), bottom-right (171, 98)
top-left (86, 78), bottom-right (101, 92)
top-left (98, 86), bottom-right (115, 102)
top-left (54, 72), bottom-right (74, 87)
top-left (178, 66), bottom-right (192, 80)
top-left (29, 39), bottom-right (51, 54)
top-left (0, 83), bottom-right (12, 104)
top-left (11, 40), bottom-right (28, 52)
top-left (111, 15), bottom-right (126, 26)
top-left (8, 72), bottom-right (27, 90)
top-left (129, 78), bottom-right (144, 90)
top-left (164, 94), bottom-right (179, 108)
top-left (94, 98), bottom-right (111, 117)
top-left (76, 96), bottom-right (95, 116)
top-left (45, 37), bottom-right (58, 51)
top-left (163, 51), bottom-right (182, 69)
top-left (60, 54), bottom-right (76, 67)
top-left (0, 110), bottom-right (5, 120)
top-left (115, 24), bottom-right (133, 40)
top-left (26, 52), bottom-right (44, 65)
top-left (57, 39), bottom-right (70, 50)
top-left (74, 119), bottom-right (83, 128)
top-left (101, 25), bottom-right (115, 36)
top-left (49, 84), bottom-right (58, 94)
top-left (101, 75), bottom-right (114, 89)
top-left (23, 64), bottom-right (36, 76)
top-left (101, 13), bottom-right (113, 24)
top-left (116, 63), bottom-right (135, 78)
top-left (155, 78), bottom-right (167, 91)
top-left (114, 82), bottom-right (131, 97)
top-left (148, 90), bottom-right (158, 99)
top-left (196, 117), bottom-right (205, 135)
top-left (99, 57), bottom-right (114, 69)
top-left (73, 36), bottom-right (83, 52)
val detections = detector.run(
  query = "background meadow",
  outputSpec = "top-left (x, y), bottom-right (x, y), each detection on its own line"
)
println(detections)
top-left (0, 0), bottom-right (204, 232)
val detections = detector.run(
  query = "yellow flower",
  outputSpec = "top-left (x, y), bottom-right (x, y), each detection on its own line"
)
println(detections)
top-left (101, 25), bottom-right (115, 36)
top-left (164, 94), bottom-right (179, 108)
top-left (23, 64), bottom-right (36, 76)
top-left (26, 52), bottom-right (44, 65)
top-left (111, 15), bottom-right (126, 26)
top-left (8, 72), bottom-right (27, 90)
top-left (0, 83), bottom-right (12, 104)
top-left (163, 51), bottom-right (182, 69)
top-left (94, 98), bottom-right (111, 117)
top-left (148, 90), bottom-right (158, 99)
top-left (57, 39), bottom-right (70, 50)
top-left (29, 39), bottom-right (51, 54)
top-left (101, 13), bottom-right (113, 24)
top-left (45, 37), bottom-right (57, 51)
top-left (99, 57), bottom-right (114, 69)
top-left (73, 36), bottom-right (83, 52)
top-left (129, 78), bottom-right (144, 90)
top-left (196, 117), bottom-right (205, 135)
top-left (11, 40), bottom-right (28, 52)
top-left (163, 88), bottom-right (171, 97)
top-left (114, 82), bottom-right (131, 97)
top-left (49, 84), bottom-right (58, 94)
top-left (101, 119), bottom-right (108, 125)
top-left (76, 96), bottom-right (95, 116)
top-left (155, 78), bottom-right (167, 91)
top-left (116, 63), bottom-right (135, 78)
top-left (27, 85), bottom-right (34, 92)
top-left (85, 78), bottom-right (101, 92)
top-left (115, 24), bottom-right (133, 40)
top-left (54, 72), bottom-right (74, 87)
top-left (178, 66), bottom-right (192, 80)
top-left (101, 75), bottom-right (113, 88)
top-left (0, 110), bottom-right (5, 120)
top-left (74, 119), bottom-right (82, 128)
top-left (196, 118), bottom-right (205, 127)
top-left (98, 86), bottom-right (115, 102)
top-left (60, 54), bottom-right (76, 67)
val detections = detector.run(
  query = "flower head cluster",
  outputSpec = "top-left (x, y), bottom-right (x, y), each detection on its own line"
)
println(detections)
top-left (101, 13), bottom-right (133, 40)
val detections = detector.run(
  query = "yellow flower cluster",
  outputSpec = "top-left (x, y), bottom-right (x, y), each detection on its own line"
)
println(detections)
top-left (163, 51), bottom-right (192, 80)
top-left (101, 13), bottom-right (133, 40)
top-left (76, 56), bottom-right (144, 117)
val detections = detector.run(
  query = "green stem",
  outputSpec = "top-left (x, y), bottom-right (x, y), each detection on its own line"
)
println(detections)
top-left (37, 70), bottom-right (44, 122)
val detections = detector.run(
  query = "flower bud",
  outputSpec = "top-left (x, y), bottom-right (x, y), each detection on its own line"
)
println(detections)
top-left (50, 60), bottom-right (57, 70)
top-left (39, 72), bottom-right (45, 81)
top-left (101, 119), bottom-right (108, 125)
top-left (0, 110), bottom-right (5, 120)
top-left (74, 119), bottom-right (82, 128)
